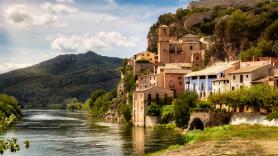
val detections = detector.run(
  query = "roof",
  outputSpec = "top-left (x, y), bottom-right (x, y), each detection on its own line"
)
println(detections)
top-left (159, 25), bottom-right (168, 28)
top-left (164, 69), bottom-right (192, 74)
top-left (158, 63), bottom-right (192, 74)
top-left (135, 86), bottom-right (173, 93)
top-left (185, 61), bottom-right (239, 77)
top-left (251, 77), bottom-right (269, 83)
top-left (229, 64), bottom-right (269, 74)
top-left (184, 34), bottom-right (198, 38)
top-left (212, 77), bottom-right (229, 82)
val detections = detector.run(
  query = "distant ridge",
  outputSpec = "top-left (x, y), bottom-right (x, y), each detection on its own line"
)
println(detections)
top-left (0, 51), bottom-right (123, 108)
top-left (188, 0), bottom-right (269, 9)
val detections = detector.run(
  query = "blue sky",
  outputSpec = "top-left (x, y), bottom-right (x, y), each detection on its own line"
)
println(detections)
top-left (0, 0), bottom-right (190, 73)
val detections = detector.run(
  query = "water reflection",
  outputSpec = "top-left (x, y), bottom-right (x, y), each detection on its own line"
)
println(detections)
top-left (3, 110), bottom-right (184, 156)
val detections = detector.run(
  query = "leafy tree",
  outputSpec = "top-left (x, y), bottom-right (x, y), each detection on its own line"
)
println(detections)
top-left (173, 91), bottom-right (198, 128)
top-left (147, 103), bottom-right (161, 116)
top-left (161, 105), bottom-right (174, 123)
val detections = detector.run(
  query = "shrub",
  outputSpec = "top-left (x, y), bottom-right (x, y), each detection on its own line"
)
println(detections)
top-left (173, 91), bottom-right (198, 128)
top-left (147, 103), bottom-right (161, 116)
top-left (266, 112), bottom-right (278, 121)
top-left (122, 104), bottom-right (132, 123)
top-left (161, 105), bottom-right (174, 123)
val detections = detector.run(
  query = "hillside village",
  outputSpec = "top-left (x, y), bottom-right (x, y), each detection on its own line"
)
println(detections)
top-left (118, 23), bottom-right (278, 127)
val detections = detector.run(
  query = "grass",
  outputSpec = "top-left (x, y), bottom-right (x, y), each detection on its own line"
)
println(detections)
top-left (145, 125), bottom-right (278, 156)
top-left (184, 125), bottom-right (278, 144)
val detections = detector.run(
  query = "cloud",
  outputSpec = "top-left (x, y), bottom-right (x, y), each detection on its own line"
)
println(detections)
top-left (0, 62), bottom-right (31, 74)
top-left (5, 2), bottom-right (78, 27)
top-left (50, 32), bottom-right (139, 54)
top-left (103, 0), bottom-right (118, 7)
top-left (56, 0), bottom-right (75, 4)
top-left (41, 2), bottom-right (78, 15)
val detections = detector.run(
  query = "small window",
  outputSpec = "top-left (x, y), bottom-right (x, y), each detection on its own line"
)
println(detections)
top-left (179, 81), bottom-right (182, 85)
top-left (233, 75), bottom-right (236, 80)
top-left (232, 86), bottom-right (235, 90)
top-left (246, 75), bottom-right (249, 78)
top-left (178, 77), bottom-right (182, 80)
top-left (163, 49), bottom-right (166, 52)
top-left (196, 57), bottom-right (199, 60)
top-left (190, 46), bottom-right (193, 50)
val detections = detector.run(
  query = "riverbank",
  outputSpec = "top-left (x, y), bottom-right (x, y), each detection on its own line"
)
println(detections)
top-left (145, 125), bottom-right (278, 156)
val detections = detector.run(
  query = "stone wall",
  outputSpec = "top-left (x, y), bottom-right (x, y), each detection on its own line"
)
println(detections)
top-left (188, 112), bottom-right (232, 130)
top-left (145, 116), bottom-right (160, 127)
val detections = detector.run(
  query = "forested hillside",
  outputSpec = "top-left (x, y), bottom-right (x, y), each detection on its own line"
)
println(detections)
top-left (147, 1), bottom-right (278, 64)
top-left (0, 51), bottom-right (123, 108)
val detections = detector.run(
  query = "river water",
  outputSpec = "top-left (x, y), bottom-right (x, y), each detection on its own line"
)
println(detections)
top-left (3, 110), bottom-right (184, 156)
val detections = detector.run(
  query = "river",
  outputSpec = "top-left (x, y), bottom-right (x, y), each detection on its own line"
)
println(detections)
top-left (3, 110), bottom-right (184, 156)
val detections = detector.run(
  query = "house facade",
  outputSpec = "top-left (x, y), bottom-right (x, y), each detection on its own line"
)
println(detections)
top-left (185, 61), bottom-right (239, 98)
top-left (132, 87), bottom-right (173, 127)
top-left (229, 61), bottom-right (271, 90)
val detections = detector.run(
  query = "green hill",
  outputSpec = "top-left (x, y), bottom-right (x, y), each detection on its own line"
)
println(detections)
top-left (147, 0), bottom-right (278, 64)
top-left (0, 51), bottom-right (123, 108)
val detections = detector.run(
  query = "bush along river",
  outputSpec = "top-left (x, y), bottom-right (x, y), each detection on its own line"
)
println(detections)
top-left (3, 110), bottom-right (184, 156)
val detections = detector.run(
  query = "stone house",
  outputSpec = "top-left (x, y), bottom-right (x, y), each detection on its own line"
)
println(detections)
top-left (133, 51), bottom-right (157, 64)
top-left (157, 25), bottom-right (207, 68)
top-left (229, 61), bottom-right (271, 90)
top-left (212, 77), bottom-right (230, 94)
top-left (132, 87), bottom-right (173, 127)
top-left (185, 61), bottom-right (240, 98)
top-left (136, 74), bottom-right (158, 91)
top-left (156, 63), bottom-right (192, 97)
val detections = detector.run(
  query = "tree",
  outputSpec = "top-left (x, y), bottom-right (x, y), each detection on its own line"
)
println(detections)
top-left (173, 91), bottom-right (198, 128)
top-left (161, 105), bottom-right (174, 123)
top-left (147, 103), bottom-right (161, 116)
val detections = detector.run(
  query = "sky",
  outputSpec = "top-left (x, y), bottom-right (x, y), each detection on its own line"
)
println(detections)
top-left (0, 0), bottom-right (190, 73)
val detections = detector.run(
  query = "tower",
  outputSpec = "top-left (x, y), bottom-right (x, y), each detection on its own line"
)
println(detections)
top-left (157, 25), bottom-right (170, 63)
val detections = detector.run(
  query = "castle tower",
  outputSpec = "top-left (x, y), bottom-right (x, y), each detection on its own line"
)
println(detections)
top-left (157, 25), bottom-right (170, 63)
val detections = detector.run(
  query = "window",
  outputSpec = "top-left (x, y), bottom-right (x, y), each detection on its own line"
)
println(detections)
top-left (163, 28), bottom-right (166, 34)
top-left (190, 46), bottom-right (193, 50)
top-left (169, 80), bottom-right (174, 87)
top-left (232, 86), bottom-right (235, 90)
top-left (193, 83), bottom-right (196, 91)
top-left (240, 75), bottom-right (243, 83)
top-left (178, 77), bottom-right (182, 80)
top-left (246, 74), bottom-right (249, 78)
top-left (164, 49), bottom-right (166, 52)
top-left (219, 81), bottom-right (220, 85)
top-left (208, 75), bottom-right (217, 79)
top-left (201, 82), bottom-right (204, 91)
top-left (203, 92), bottom-right (206, 97)
top-left (148, 94), bottom-right (151, 101)
top-left (220, 73), bottom-right (224, 78)
top-left (200, 76), bottom-right (205, 79)
top-left (233, 75), bottom-right (236, 80)
top-left (147, 53), bottom-right (150, 56)
top-left (156, 94), bottom-right (159, 103)
top-left (196, 57), bottom-right (199, 60)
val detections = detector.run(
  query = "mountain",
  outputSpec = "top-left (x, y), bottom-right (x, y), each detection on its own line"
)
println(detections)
top-left (0, 51), bottom-right (123, 108)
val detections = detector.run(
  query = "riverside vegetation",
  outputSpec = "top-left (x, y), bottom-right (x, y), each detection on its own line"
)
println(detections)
top-left (0, 94), bottom-right (29, 154)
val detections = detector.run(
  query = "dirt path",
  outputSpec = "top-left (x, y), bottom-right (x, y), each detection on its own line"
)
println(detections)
top-left (155, 140), bottom-right (278, 156)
